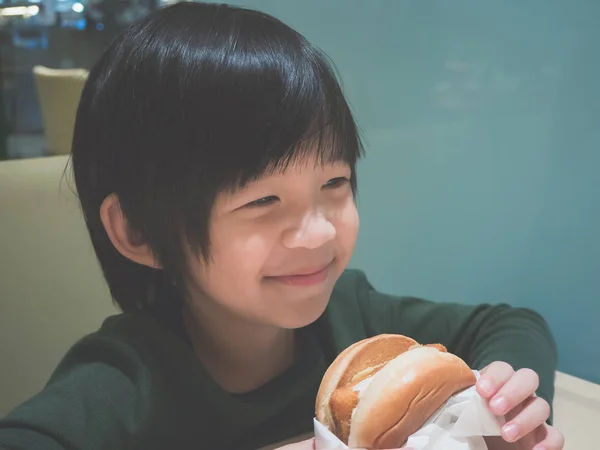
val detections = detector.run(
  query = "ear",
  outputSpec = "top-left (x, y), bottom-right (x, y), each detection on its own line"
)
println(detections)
top-left (99, 194), bottom-right (161, 269)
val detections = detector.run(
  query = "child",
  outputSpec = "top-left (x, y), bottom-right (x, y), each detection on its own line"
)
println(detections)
top-left (0, 3), bottom-right (563, 450)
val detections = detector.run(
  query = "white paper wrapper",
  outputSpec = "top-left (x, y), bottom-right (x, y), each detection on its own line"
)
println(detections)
top-left (314, 370), bottom-right (505, 450)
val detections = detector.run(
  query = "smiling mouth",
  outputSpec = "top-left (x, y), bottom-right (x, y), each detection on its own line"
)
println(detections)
top-left (266, 261), bottom-right (334, 287)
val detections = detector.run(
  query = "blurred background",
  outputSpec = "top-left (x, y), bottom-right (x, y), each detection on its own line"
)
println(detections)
top-left (0, 0), bottom-right (598, 416)
top-left (0, 0), bottom-right (173, 159)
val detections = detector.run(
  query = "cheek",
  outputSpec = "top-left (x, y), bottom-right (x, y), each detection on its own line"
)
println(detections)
top-left (205, 224), bottom-right (276, 283)
top-left (231, 233), bottom-right (273, 275)
top-left (190, 232), bottom-right (274, 309)
top-left (333, 199), bottom-right (359, 251)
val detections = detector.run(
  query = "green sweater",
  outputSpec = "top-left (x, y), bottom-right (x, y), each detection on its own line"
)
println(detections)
top-left (0, 270), bottom-right (557, 450)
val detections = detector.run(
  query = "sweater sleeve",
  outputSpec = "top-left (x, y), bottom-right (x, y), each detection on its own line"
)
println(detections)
top-left (0, 335), bottom-right (154, 450)
top-left (353, 270), bottom-right (558, 423)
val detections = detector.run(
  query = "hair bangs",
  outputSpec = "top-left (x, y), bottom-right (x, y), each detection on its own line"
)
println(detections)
top-left (170, 7), bottom-right (364, 193)
top-left (226, 110), bottom-right (363, 193)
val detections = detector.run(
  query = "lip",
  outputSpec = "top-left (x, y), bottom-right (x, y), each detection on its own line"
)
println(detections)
top-left (267, 262), bottom-right (333, 287)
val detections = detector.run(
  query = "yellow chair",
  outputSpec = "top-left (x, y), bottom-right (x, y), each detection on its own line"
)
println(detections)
top-left (32, 66), bottom-right (88, 156)
top-left (0, 155), bottom-right (117, 417)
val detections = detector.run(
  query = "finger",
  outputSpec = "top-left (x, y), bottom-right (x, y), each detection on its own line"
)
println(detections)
top-left (477, 361), bottom-right (514, 399)
top-left (533, 425), bottom-right (565, 450)
top-left (500, 397), bottom-right (550, 443)
top-left (489, 368), bottom-right (540, 416)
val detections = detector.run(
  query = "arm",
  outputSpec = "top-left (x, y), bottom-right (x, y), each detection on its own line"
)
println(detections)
top-left (353, 271), bottom-right (558, 423)
top-left (0, 336), bottom-right (154, 450)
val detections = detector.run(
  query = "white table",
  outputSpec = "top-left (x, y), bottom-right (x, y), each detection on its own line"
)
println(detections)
top-left (553, 371), bottom-right (599, 449)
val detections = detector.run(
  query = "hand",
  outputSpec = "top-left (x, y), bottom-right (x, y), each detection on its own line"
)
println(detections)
top-left (476, 362), bottom-right (565, 450)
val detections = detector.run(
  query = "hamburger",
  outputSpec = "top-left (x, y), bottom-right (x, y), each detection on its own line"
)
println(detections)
top-left (315, 334), bottom-right (476, 449)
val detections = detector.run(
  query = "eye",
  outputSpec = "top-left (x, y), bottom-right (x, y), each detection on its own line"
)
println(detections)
top-left (323, 177), bottom-right (350, 189)
top-left (245, 196), bottom-right (279, 208)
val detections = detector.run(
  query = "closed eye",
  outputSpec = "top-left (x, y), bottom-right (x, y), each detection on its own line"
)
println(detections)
top-left (323, 177), bottom-right (350, 189)
top-left (245, 196), bottom-right (279, 208)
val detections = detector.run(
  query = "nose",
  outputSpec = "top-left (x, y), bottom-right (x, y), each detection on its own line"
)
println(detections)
top-left (282, 210), bottom-right (336, 250)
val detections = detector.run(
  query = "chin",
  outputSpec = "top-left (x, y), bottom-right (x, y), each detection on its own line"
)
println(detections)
top-left (278, 289), bottom-right (332, 329)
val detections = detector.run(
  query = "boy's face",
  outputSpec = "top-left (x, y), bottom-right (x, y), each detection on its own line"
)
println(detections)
top-left (185, 157), bottom-right (359, 329)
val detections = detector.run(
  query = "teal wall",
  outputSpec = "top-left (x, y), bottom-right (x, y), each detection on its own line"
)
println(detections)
top-left (229, 0), bottom-right (600, 384)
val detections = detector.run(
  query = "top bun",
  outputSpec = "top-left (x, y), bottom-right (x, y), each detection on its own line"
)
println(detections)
top-left (315, 334), bottom-right (476, 449)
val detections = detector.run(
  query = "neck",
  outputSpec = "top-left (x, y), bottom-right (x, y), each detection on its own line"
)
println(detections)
top-left (183, 299), bottom-right (296, 394)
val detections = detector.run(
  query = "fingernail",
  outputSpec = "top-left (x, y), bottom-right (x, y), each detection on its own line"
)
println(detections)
top-left (478, 378), bottom-right (494, 395)
top-left (490, 395), bottom-right (508, 414)
top-left (502, 423), bottom-right (520, 442)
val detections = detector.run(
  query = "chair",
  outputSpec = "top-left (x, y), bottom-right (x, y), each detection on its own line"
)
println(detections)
top-left (32, 65), bottom-right (88, 156)
top-left (0, 155), bottom-right (118, 417)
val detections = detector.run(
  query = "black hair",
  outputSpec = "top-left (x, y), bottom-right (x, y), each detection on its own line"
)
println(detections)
top-left (71, 1), bottom-right (364, 312)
